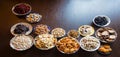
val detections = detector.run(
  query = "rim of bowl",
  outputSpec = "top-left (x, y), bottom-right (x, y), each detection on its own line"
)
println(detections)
top-left (95, 27), bottom-right (117, 43)
top-left (10, 34), bottom-right (34, 51)
top-left (93, 15), bottom-right (111, 27)
top-left (34, 34), bottom-right (56, 50)
top-left (56, 37), bottom-right (80, 54)
top-left (10, 22), bottom-right (33, 36)
top-left (79, 36), bottom-right (100, 52)
top-left (12, 3), bottom-right (32, 16)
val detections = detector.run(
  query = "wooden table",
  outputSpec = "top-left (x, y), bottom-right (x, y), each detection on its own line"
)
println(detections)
top-left (0, 0), bottom-right (120, 57)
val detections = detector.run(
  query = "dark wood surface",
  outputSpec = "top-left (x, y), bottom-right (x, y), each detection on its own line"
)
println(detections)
top-left (0, 0), bottom-right (120, 57)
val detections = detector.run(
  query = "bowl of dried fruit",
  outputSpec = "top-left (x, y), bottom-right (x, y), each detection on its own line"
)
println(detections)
top-left (93, 15), bottom-right (111, 27)
top-left (10, 22), bottom-right (33, 36)
top-left (12, 3), bottom-right (32, 16)
top-left (56, 37), bottom-right (80, 54)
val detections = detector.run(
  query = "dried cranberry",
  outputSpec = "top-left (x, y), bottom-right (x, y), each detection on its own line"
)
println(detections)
top-left (14, 3), bottom-right (30, 14)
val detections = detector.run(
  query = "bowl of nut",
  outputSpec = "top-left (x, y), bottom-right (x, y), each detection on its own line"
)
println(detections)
top-left (34, 24), bottom-right (50, 35)
top-left (67, 30), bottom-right (80, 39)
top-left (34, 34), bottom-right (57, 50)
top-left (80, 36), bottom-right (100, 52)
top-left (56, 37), bottom-right (80, 54)
top-left (51, 28), bottom-right (66, 38)
top-left (78, 25), bottom-right (95, 36)
top-left (10, 34), bottom-right (34, 51)
top-left (26, 13), bottom-right (42, 23)
top-left (95, 27), bottom-right (117, 43)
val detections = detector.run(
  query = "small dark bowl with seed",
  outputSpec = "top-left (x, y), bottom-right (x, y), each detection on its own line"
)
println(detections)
top-left (93, 15), bottom-right (111, 27)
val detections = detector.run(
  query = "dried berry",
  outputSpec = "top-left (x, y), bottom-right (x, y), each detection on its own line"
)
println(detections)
top-left (14, 3), bottom-right (30, 14)
top-left (14, 24), bottom-right (29, 34)
top-left (94, 16), bottom-right (108, 26)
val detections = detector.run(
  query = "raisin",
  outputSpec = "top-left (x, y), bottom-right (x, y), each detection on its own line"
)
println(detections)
top-left (14, 24), bottom-right (29, 34)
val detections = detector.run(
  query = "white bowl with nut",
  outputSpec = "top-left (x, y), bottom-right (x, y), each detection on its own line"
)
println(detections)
top-left (51, 28), bottom-right (66, 38)
top-left (80, 36), bottom-right (100, 52)
top-left (34, 24), bottom-right (50, 35)
top-left (34, 34), bottom-right (57, 50)
top-left (78, 25), bottom-right (95, 36)
top-left (10, 34), bottom-right (34, 51)
top-left (26, 13), bottom-right (42, 23)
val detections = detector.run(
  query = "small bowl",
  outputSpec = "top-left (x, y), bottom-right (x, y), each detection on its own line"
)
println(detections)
top-left (10, 22), bottom-right (33, 36)
top-left (10, 34), bottom-right (34, 51)
top-left (78, 25), bottom-right (95, 36)
top-left (51, 28), bottom-right (66, 38)
top-left (34, 24), bottom-right (50, 35)
top-left (12, 3), bottom-right (32, 16)
top-left (80, 36), bottom-right (100, 52)
top-left (67, 29), bottom-right (80, 38)
top-left (93, 15), bottom-right (111, 27)
top-left (26, 13), bottom-right (42, 23)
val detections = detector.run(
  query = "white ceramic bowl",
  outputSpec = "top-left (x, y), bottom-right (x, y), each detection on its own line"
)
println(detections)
top-left (51, 28), bottom-right (66, 38)
top-left (78, 25), bottom-right (95, 36)
top-left (34, 34), bottom-right (57, 50)
top-left (26, 13), bottom-right (42, 23)
top-left (10, 35), bottom-right (34, 51)
top-left (80, 36), bottom-right (100, 52)
top-left (93, 15), bottom-right (111, 27)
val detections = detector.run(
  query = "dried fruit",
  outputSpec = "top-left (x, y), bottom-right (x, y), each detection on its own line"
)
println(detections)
top-left (56, 37), bottom-right (80, 54)
top-left (14, 24), bottom-right (29, 34)
top-left (13, 3), bottom-right (31, 14)
top-left (94, 16), bottom-right (108, 26)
